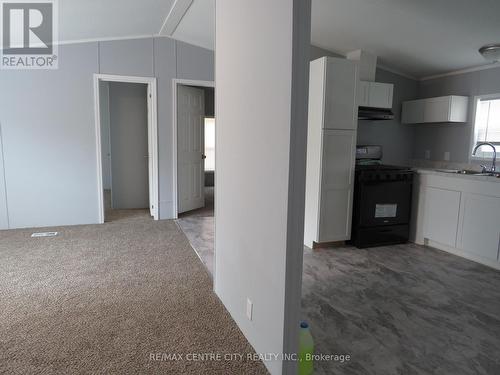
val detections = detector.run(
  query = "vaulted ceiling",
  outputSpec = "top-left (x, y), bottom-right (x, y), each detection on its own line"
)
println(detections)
top-left (57, 0), bottom-right (500, 79)
top-left (311, 0), bottom-right (500, 78)
top-left (59, 0), bottom-right (175, 41)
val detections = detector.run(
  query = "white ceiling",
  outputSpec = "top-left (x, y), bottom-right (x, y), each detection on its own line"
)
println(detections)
top-left (312, 0), bottom-right (500, 78)
top-left (56, 0), bottom-right (500, 79)
top-left (59, 0), bottom-right (175, 42)
top-left (171, 0), bottom-right (215, 50)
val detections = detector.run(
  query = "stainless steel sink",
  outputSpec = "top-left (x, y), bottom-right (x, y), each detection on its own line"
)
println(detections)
top-left (456, 170), bottom-right (500, 177)
top-left (435, 169), bottom-right (500, 178)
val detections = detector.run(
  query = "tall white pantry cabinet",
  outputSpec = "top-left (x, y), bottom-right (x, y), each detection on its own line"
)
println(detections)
top-left (304, 57), bottom-right (358, 248)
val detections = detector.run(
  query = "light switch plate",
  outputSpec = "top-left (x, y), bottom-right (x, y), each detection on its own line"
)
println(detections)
top-left (444, 151), bottom-right (450, 161)
top-left (425, 150), bottom-right (431, 160)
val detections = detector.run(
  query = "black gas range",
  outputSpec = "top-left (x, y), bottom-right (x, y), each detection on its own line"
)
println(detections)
top-left (349, 146), bottom-right (415, 248)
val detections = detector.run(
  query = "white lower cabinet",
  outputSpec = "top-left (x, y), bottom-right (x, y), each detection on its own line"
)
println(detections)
top-left (413, 172), bottom-right (500, 269)
top-left (423, 187), bottom-right (461, 247)
top-left (317, 130), bottom-right (356, 242)
top-left (458, 193), bottom-right (500, 262)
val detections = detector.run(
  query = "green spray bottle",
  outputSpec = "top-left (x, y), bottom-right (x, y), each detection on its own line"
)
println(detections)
top-left (298, 321), bottom-right (314, 375)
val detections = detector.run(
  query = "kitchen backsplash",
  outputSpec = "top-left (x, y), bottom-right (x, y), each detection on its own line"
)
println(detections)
top-left (408, 159), bottom-right (484, 172)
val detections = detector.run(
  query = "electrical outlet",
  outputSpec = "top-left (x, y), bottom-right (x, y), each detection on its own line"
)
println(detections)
top-left (444, 151), bottom-right (450, 161)
top-left (246, 298), bottom-right (253, 321)
top-left (425, 150), bottom-right (431, 160)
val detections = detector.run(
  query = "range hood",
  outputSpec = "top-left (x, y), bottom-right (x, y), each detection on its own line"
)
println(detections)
top-left (358, 106), bottom-right (394, 121)
top-left (347, 50), bottom-right (395, 121)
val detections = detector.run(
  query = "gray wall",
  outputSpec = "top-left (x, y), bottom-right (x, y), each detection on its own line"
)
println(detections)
top-left (310, 44), bottom-right (342, 60)
top-left (309, 45), bottom-right (419, 165)
top-left (203, 87), bottom-right (215, 117)
top-left (109, 82), bottom-right (149, 210)
top-left (414, 66), bottom-right (500, 163)
top-left (0, 43), bottom-right (99, 229)
top-left (0, 36), bottom-right (214, 229)
top-left (358, 68), bottom-right (418, 165)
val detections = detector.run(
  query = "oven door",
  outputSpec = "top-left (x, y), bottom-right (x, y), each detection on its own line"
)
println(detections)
top-left (357, 179), bottom-right (412, 227)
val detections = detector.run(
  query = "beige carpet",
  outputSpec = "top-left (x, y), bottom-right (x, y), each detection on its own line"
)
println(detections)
top-left (0, 215), bottom-right (268, 374)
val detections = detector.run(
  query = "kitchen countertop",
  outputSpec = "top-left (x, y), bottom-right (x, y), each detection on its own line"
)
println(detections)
top-left (414, 168), bottom-right (500, 183)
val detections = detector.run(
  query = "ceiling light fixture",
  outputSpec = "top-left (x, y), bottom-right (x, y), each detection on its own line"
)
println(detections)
top-left (479, 44), bottom-right (500, 62)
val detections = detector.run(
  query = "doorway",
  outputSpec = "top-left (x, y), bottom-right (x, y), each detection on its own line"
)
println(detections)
top-left (173, 80), bottom-right (215, 275)
top-left (94, 75), bottom-right (159, 223)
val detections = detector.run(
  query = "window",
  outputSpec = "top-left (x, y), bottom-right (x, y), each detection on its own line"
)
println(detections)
top-left (204, 117), bottom-right (215, 171)
top-left (472, 96), bottom-right (500, 158)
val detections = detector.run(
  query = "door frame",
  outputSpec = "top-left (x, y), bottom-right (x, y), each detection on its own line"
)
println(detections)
top-left (172, 79), bottom-right (215, 218)
top-left (93, 74), bottom-right (159, 223)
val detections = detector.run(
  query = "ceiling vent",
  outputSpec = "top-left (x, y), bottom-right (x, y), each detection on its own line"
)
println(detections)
top-left (31, 232), bottom-right (58, 238)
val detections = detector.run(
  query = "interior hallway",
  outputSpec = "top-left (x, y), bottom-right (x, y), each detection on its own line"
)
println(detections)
top-left (0, 214), bottom-right (267, 374)
top-left (176, 186), bottom-right (215, 275)
top-left (104, 189), bottom-right (151, 223)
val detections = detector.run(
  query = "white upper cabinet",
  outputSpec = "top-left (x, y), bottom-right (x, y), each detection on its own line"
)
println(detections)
top-left (402, 95), bottom-right (469, 124)
top-left (368, 82), bottom-right (393, 109)
top-left (324, 58), bottom-right (358, 130)
top-left (358, 81), bottom-right (393, 109)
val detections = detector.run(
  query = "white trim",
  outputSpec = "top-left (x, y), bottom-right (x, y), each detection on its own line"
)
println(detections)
top-left (159, 0), bottom-right (194, 36)
top-left (469, 94), bottom-right (500, 162)
top-left (426, 239), bottom-right (500, 271)
top-left (1, 34), bottom-right (215, 52)
top-left (94, 74), bottom-right (159, 223)
top-left (46, 34), bottom-right (176, 48)
top-left (420, 62), bottom-right (500, 81)
top-left (0, 122), bottom-right (10, 229)
top-left (172, 79), bottom-right (215, 219)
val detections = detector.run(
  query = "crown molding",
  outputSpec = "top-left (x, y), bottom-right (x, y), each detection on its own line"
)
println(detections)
top-left (420, 62), bottom-right (500, 81)
top-left (37, 34), bottom-right (180, 48)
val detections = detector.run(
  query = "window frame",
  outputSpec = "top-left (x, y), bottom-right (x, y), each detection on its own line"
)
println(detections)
top-left (470, 93), bottom-right (500, 161)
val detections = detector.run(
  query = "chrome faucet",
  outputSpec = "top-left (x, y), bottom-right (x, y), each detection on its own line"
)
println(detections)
top-left (473, 142), bottom-right (497, 173)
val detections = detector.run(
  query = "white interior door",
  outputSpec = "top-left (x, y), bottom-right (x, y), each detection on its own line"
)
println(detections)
top-left (177, 85), bottom-right (205, 214)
